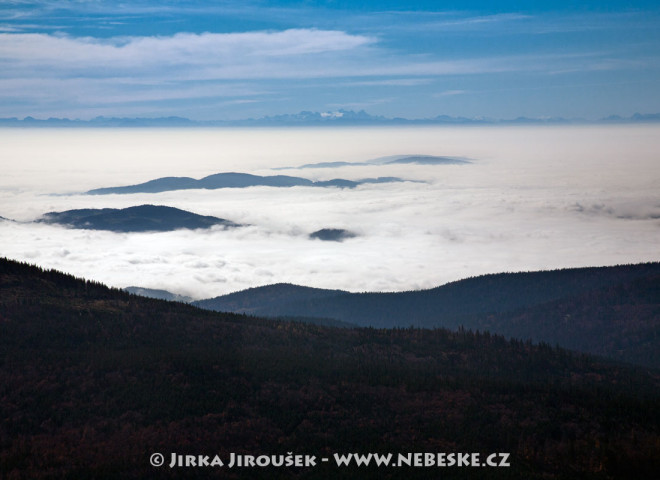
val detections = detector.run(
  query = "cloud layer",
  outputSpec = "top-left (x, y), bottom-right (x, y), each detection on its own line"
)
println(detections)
top-left (1, 125), bottom-right (658, 299)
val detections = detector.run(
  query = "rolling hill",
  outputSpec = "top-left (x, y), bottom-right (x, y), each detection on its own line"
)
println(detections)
top-left (86, 172), bottom-right (404, 195)
top-left (123, 286), bottom-right (193, 303)
top-left (37, 204), bottom-right (241, 232)
top-left (194, 263), bottom-right (660, 368)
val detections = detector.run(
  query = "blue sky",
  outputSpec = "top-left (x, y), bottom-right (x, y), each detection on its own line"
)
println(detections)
top-left (1, 0), bottom-right (659, 120)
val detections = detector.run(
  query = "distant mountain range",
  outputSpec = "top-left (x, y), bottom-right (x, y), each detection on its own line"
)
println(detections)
top-left (193, 262), bottom-right (660, 368)
top-left (2, 110), bottom-right (660, 127)
top-left (37, 205), bottom-right (240, 232)
top-left (274, 154), bottom-right (471, 170)
top-left (384, 155), bottom-right (470, 165)
top-left (87, 172), bottom-right (406, 195)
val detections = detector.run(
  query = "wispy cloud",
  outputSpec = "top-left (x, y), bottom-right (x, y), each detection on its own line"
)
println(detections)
top-left (326, 98), bottom-right (395, 110)
top-left (0, 28), bottom-right (591, 118)
top-left (342, 78), bottom-right (434, 87)
top-left (359, 11), bottom-right (533, 34)
top-left (0, 29), bottom-right (375, 116)
top-left (0, 28), bottom-right (642, 82)
top-left (0, 29), bottom-right (375, 73)
top-left (434, 89), bottom-right (467, 97)
top-left (422, 12), bottom-right (533, 29)
top-left (0, 23), bottom-right (67, 32)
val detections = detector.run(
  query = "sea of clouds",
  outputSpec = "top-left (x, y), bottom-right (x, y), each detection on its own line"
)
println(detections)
top-left (1, 125), bottom-right (658, 299)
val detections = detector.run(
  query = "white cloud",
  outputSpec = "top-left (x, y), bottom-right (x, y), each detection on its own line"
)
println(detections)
top-left (0, 30), bottom-right (637, 101)
top-left (0, 76), bottom-right (266, 102)
top-left (0, 30), bottom-right (375, 75)
top-left (0, 29), bottom-right (522, 85)
top-left (342, 78), bottom-right (434, 87)
top-left (435, 89), bottom-right (467, 97)
top-left (429, 13), bottom-right (533, 28)
top-left (0, 29), bottom-right (377, 116)
top-left (1, 17), bottom-right (653, 121)
top-left (1, 125), bottom-right (659, 299)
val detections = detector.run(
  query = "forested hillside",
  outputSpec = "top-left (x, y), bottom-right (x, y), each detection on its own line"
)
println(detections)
top-left (1, 258), bottom-right (659, 479)
top-left (195, 263), bottom-right (660, 367)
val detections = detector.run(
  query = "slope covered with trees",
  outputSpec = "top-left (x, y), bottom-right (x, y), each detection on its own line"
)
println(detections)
top-left (195, 263), bottom-right (660, 367)
top-left (1, 258), bottom-right (659, 479)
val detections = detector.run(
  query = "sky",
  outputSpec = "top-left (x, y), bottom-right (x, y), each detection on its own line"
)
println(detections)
top-left (1, 0), bottom-right (659, 120)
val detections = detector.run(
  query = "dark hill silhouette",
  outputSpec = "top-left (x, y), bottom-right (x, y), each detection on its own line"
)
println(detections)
top-left (1, 257), bottom-right (659, 478)
top-left (199, 172), bottom-right (313, 188)
top-left (194, 262), bottom-right (660, 367)
top-left (123, 286), bottom-right (193, 303)
top-left (384, 155), bottom-right (470, 165)
top-left (289, 154), bottom-right (471, 169)
top-left (37, 204), bottom-right (240, 232)
top-left (196, 282), bottom-right (345, 315)
top-left (309, 228), bottom-right (357, 241)
top-left (87, 172), bottom-right (404, 194)
top-left (297, 160), bottom-right (370, 168)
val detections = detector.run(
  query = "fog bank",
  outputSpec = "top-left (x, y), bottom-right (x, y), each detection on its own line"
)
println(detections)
top-left (1, 125), bottom-right (658, 298)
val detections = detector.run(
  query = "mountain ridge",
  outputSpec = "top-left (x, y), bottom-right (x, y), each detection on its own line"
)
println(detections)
top-left (2, 110), bottom-right (660, 127)
top-left (193, 262), bottom-right (660, 368)
top-left (123, 286), bottom-right (193, 303)
top-left (87, 172), bottom-right (405, 195)
top-left (37, 204), bottom-right (240, 232)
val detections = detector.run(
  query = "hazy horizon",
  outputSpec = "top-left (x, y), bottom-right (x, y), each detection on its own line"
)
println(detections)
top-left (1, 124), bottom-right (658, 299)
